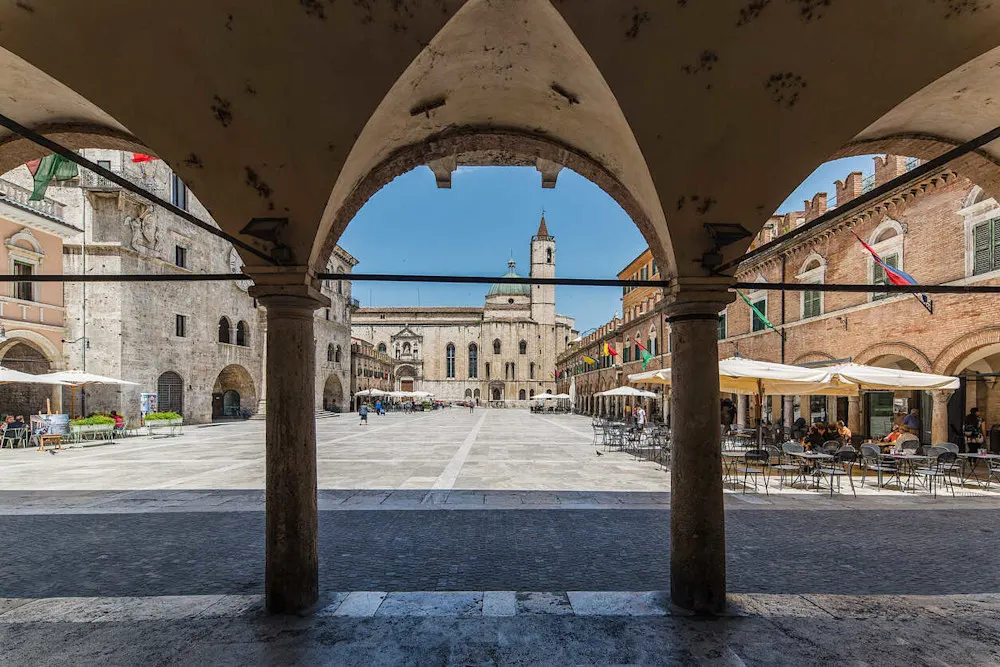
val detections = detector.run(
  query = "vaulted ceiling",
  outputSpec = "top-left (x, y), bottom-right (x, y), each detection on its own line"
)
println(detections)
top-left (1, 0), bottom-right (999, 291)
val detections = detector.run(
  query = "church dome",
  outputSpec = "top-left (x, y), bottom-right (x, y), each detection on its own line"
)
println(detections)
top-left (487, 259), bottom-right (531, 297)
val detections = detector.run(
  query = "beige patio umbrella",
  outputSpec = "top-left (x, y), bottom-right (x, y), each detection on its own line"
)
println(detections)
top-left (38, 370), bottom-right (139, 417)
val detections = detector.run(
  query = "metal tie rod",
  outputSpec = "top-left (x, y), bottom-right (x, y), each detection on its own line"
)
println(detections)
top-left (713, 123), bottom-right (1000, 275)
top-left (2, 272), bottom-right (1000, 294)
top-left (0, 112), bottom-right (276, 265)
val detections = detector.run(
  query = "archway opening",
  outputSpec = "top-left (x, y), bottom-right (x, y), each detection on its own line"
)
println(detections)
top-left (322, 375), bottom-right (344, 412)
top-left (212, 364), bottom-right (256, 420)
top-left (0, 340), bottom-right (53, 417)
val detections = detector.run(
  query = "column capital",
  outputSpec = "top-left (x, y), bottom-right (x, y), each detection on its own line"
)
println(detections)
top-left (662, 277), bottom-right (734, 319)
top-left (248, 265), bottom-right (330, 309)
top-left (931, 388), bottom-right (955, 400)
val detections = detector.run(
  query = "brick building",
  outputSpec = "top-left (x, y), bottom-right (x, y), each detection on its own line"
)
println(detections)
top-left (558, 155), bottom-right (1000, 445)
top-left (349, 337), bottom-right (394, 410)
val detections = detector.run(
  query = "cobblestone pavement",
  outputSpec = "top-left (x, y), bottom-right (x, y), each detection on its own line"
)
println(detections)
top-left (1, 507), bottom-right (997, 598)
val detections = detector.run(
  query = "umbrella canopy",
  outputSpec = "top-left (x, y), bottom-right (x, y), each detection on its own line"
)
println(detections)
top-left (553, 393), bottom-right (571, 399)
top-left (597, 386), bottom-right (658, 398)
top-left (629, 358), bottom-right (832, 396)
top-left (0, 366), bottom-right (70, 385)
top-left (824, 363), bottom-right (959, 392)
top-left (533, 392), bottom-right (556, 400)
top-left (354, 388), bottom-right (387, 397)
top-left (39, 370), bottom-right (139, 386)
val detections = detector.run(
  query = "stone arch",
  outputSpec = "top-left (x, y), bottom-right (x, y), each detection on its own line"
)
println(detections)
top-left (322, 375), bottom-right (344, 412)
top-left (236, 320), bottom-right (249, 347)
top-left (5, 228), bottom-right (44, 255)
top-left (0, 337), bottom-right (55, 417)
top-left (157, 371), bottom-right (184, 416)
top-left (0, 329), bottom-right (60, 368)
top-left (791, 351), bottom-right (836, 366)
top-left (212, 364), bottom-right (256, 419)
top-left (934, 328), bottom-right (1000, 375)
top-left (854, 342), bottom-right (932, 373)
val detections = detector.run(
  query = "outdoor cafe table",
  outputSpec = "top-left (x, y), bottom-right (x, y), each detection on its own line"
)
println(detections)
top-left (956, 453), bottom-right (1000, 487)
top-left (721, 450), bottom-right (749, 483)
top-left (788, 451), bottom-right (834, 489)
top-left (879, 453), bottom-right (930, 492)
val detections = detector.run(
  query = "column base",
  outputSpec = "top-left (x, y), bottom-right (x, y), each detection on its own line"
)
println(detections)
top-left (250, 399), bottom-right (266, 420)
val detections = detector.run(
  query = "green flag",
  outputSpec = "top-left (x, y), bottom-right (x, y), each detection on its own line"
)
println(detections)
top-left (737, 290), bottom-right (784, 339)
top-left (30, 155), bottom-right (79, 201)
top-left (634, 339), bottom-right (654, 371)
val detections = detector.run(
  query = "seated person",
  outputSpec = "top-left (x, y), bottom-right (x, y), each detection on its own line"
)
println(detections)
top-left (824, 423), bottom-right (843, 444)
top-left (801, 425), bottom-right (825, 450)
top-left (881, 424), bottom-right (902, 444)
top-left (836, 420), bottom-right (852, 442)
top-left (110, 410), bottom-right (125, 430)
top-left (1, 415), bottom-right (12, 431)
top-left (12, 415), bottom-right (26, 429)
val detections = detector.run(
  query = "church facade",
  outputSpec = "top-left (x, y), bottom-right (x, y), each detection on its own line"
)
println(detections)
top-left (352, 218), bottom-right (576, 405)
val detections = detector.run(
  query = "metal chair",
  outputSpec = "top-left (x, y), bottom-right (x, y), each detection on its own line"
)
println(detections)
top-left (934, 442), bottom-right (959, 454)
top-left (860, 444), bottom-right (899, 490)
top-left (739, 449), bottom-right (770, 495)
top-left (773, 441), bottom-right (806, 489)
top-left (1, 427), bottom-right (28, 449)
top-left (915, 451), bottom-right (958, 498)
top-left (815, 450), bottom-right (857, 497)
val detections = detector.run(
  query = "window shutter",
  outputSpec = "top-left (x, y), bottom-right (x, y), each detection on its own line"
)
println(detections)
top-left (991, 219), bottom-right (1000, 271)
top-left (973, 221), bottom-right (993, 275)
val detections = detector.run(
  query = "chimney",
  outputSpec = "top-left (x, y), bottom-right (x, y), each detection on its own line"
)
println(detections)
top-left (834, 171), bottom-right (863, 206)
top-left (803, 192), bottom-right (828, 222)
top-left (874, 154), bottom-right (909, 186)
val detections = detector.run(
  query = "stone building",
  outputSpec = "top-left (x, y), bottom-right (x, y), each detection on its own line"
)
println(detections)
top-left (559, 154), bottom-right (1000, 446)
top-left (1, 151), bottom-right (355, 423)
top-left (0, 177), bottom-right (78, 416)
top-left (352, 217), bottom-right (576, 405)
top-left (349, 337), bottom-right (394, 409)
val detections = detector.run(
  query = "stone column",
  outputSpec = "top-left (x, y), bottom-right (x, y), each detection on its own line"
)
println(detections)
top-left (251, 309), bottom-right (268, 420)
top-left (826, 395), bottom-right (838, 423)
top-left (736, 395), bottom-right (747, 429)
top-left (800, 395), bottom-right (812, 425)
top-left (251, 278), bottom-right (329, 615)
top-left (931, 390), bottom-right (952, 445)
top-left (847, 396), bottom-right (861, 436)
top-left (667, 289), bottom-right (731, 615)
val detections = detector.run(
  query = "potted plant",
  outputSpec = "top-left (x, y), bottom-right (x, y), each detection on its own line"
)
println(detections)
top-left (144, 411), bottom-right (183, 435)
top-left (69, 415), bottom-right (115, 441)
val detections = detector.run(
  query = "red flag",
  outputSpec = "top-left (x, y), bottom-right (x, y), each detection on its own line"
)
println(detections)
top-left (607, 343), bottom-right (618, 357)
top-left (25, 158), bottom-right (41, 176)
top-left (132, 153), bottom-right (156, 163)
top-left (634, 338), bottom-right (648, 353)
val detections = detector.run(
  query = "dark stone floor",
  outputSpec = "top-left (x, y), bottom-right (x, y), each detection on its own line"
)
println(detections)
top-left (2, 508), bottom-right (998, 598)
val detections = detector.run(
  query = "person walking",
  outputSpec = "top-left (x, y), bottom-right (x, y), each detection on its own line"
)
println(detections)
top-left (469, 401), bottom-right (474, 414)
top-left (359, 403), bottom-right (368, 426)
top-left (375, 400), bottom-right (383, 416)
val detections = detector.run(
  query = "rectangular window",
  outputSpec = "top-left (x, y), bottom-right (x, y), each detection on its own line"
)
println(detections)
top-left (972, 218), bottom-right (1000, 276)
top-left (97, 159), bottom-right (111, 171)
top-left (640, 266), bottom-right (648, 281)
top-left (174, 245), bottom-right (187, 269)
top-left (175, 314), bottom-right (187, 337)
top-left (751, 298), bottom-right (767, 332)
top-left (13, 261), bottom-right (33, 301)
top-left (170, 173), bottom-right (188, 210)
top-left (802, 287), bottom-right (821, 318)
top-left (872, 253), bottom-right (899, 301)
top-left (325, 308), bottom-right (330, 321)
top-left (624, 347), bottom-right (631, 363)
top-left (718, 313), bottom-right (727, 340)
top-left (651, 259), bottom-right (658, 276)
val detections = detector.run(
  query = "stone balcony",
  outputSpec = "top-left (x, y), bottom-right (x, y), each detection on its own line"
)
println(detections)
top-left (0, 178), bottom-right (65, 221)
top-left (75, 166), bottom-right (165, 196)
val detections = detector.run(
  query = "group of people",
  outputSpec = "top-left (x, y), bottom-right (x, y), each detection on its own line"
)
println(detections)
top-left (800, 420), bottom-right (853, 450)
top-left (623, 403), bottom-right (648, 427)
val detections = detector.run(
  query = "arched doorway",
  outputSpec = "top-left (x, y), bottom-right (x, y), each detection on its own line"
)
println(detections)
top-left (492, 388), bottom-right (501, 401)
top-left (157, 371), bottom-right (184, 416)
top-left (396, 364), bottom-right (416, 393)
top-left (0, 340), bottom-right (53, 417)
top-left (211, 365), bottom-right (256, 419)
top-left (323, 375), bottom-right (344, 412)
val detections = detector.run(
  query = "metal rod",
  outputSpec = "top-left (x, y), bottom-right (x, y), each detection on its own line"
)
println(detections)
top-left (2, 272), bottom-right (1000, 294)
top-left (0, 112), bottom-right (276, 265)
top-left (713, 124), bottom-right (1000, 275)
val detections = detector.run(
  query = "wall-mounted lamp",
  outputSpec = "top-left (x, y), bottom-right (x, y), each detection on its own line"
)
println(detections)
top-left (835, 316), bottom-right (848, 330)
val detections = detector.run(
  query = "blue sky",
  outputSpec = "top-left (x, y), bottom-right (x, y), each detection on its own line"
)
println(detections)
top-left (339, 156), bottom-right (880, 332)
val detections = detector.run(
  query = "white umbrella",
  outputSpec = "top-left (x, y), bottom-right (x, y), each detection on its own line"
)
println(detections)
top-left (824, 363), bottom-right (959, 392)
top-left (553, 393), bottom-right (571, 399)
top-left (597, 386), bottom-right (658, 398)
top-left (354, 388), bottom-right (387, 397)
top-left (0, 366), bottom-right (70, 386)
top-left (39, 369), bottom-right (138, 417)
top-left (40, 370), bottom-right (139, 387)
top-left (533, 392), bottom-right (556, 400)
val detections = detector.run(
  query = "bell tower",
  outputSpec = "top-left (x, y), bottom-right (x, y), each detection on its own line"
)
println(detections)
top-left (530, 215), bottom-right (555, 325)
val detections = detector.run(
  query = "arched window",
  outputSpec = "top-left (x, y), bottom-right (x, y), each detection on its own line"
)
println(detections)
top-left (519, 340), bottom-right (527, 355)
top-left (377, 342), bottom-right (387, 354)
top-left (519, 389), bottom-right (526, 400)
top-left (485, 362), bottom-right (491, 379)
top-left (529, 389), bottom-right (535, 398)
top-left (327, 344), bottom-right (335, 362)
top-left (157, 371), bottom-right (183, 415)
top-left (648, 325), bottom-right (657, 356)
top-left (529, 362), bottom-right (535, 379)
top-left (403, 342), bottom-right (411, 355)
top-left (468, 343), bottom-right (478, 378)
top-left (335, 345), bottom-right (342, 363)
top-left (446, 343), bottom-right (456, 378)
top-left (797, 253), bottom-right (826, 318)
top-left (218, 317), bottom-right (231, 344)
top-left (493, 339), bottom-right (501, 355)
top-left (546, 248), bottom-right (552, 263)
top-left (236, 320), bottom-right (248, 346)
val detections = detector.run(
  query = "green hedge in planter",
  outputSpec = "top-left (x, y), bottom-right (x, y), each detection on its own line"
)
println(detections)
top-left (70, 415), bottom-right (115, 426)
top-left (144, 412), bottom-right (182, 421)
